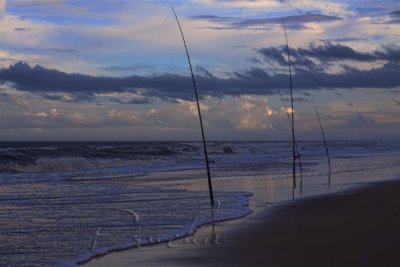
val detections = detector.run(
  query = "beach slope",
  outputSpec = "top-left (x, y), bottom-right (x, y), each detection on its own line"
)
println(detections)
top-left (169, 181), bottom-right (400, 267)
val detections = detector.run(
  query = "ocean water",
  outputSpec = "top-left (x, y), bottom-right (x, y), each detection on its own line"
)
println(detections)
top-left (0, 141), bottom-right (399, 266)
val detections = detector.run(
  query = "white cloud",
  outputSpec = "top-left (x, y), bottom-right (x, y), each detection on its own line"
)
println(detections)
top-left (204, 95), bottom-right (277, 130)
top-left (0, 86), bottom-right (280, 132)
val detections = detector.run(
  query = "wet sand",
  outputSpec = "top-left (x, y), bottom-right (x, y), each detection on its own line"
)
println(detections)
top-left (172, 180), bottom-right (400, 267)
top-left (84, 179), bottom-right (400, 267)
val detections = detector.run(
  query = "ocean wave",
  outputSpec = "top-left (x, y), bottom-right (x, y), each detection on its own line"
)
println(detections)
top-left (5, 157), bottom-right (129, 173)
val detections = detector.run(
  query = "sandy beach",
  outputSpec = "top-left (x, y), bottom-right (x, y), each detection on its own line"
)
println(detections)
top-left (83, 173), bottom-right (400, 267)
top-left (171, 180), bottom-right (400, 267)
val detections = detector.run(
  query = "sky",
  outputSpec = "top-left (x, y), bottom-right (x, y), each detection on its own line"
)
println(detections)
top-left (0, 0), bottom-right (399, 141)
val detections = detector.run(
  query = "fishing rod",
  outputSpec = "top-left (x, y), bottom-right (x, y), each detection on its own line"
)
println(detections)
top-left (282, 19), bottom-right (297, 202)
top-left (311, 100), bottom-right (331, 185)
top-left (278, 92), bottom-right (303, 189)
top-left (172, 6), bottom-right (215, 207)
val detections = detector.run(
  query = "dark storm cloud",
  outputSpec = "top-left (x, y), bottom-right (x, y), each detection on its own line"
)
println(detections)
top-left (257, 42), bottom-right (400, 70)
top-left (0, 61), bottom-right (399, 102)
top-left (196, 65), bottom-right (215, 78)
top-left (298, 43), bottom-right (400, 62)
top-left (387, 11), bottom-right (400, 23)
top-left (0, 62), bottom-right (198, 100)
top-left (258, 46), bottom-right (287, 65)
top-left (298, 42), bottom-right (378, 61)
top-left (258, 45), bottom-right (322, 71)
top-left (233, 63), bottom-right (399, 90)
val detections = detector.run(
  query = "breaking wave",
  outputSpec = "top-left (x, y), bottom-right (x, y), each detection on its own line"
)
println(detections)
top-left (5, 157), bottom-right (128, 173)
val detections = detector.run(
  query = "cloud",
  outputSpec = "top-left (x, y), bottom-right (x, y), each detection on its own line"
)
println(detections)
top-left (46, 48), bottom-right (76, 53)
top-left (0, 62), bottom-right (207, 101)
top-left (0, 90), bottom-right (276, 133)
top-left (235, 14), bottom-right (341, 28)
top-left (361, 10), bottom-right (400, 25)
top-left (196, 65), bottom-right (216, 78)
top-left (0, 59), bottom-right (399, 104)
top-left (190, 14), bottom-right (237, 24)
top-left (14, 27), bottom-right (32, 31)
top-left (297, 42), bottom-right (376, 61)
top-left (350, 1), bottom-right (400, 16)
top-left (191, 13), bottom-right (341, 30)
top-left (209, 95), bottom-right (276, 130)
top-left (109, 97), bottom-right (153, 105)
top-left (39, 92), bottom-right (95, 102)
top-left (99, 64), bottom-right (154, 73)
top-left (387, 11), bottom-right (400, 24)
top-left (257, 42), bottom-right (400, 71)
top-left (190, 0), bottom-right (348, 17)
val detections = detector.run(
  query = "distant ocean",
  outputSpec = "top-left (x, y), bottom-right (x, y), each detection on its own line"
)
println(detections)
top-left (0, 141), bottom-right (399, 266)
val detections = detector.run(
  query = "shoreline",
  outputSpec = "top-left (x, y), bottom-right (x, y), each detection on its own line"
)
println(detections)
top-left (83, 176), bottom-right (400, 267)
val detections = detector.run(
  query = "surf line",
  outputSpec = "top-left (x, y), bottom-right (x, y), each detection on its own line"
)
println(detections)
top-left (282, 19), bottom-right (297, 203)
top-left (172, 6), bottom-right (215, 207)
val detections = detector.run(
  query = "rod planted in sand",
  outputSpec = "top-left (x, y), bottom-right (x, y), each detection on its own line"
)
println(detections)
top-left (172, 6), bottom-right (215, 207)
top-left (311, 100), bottom-right (331, 185)
top-left (278, 92), bottom-right (304, 190)
top-left (282, 19), bottom-right (297, 202)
